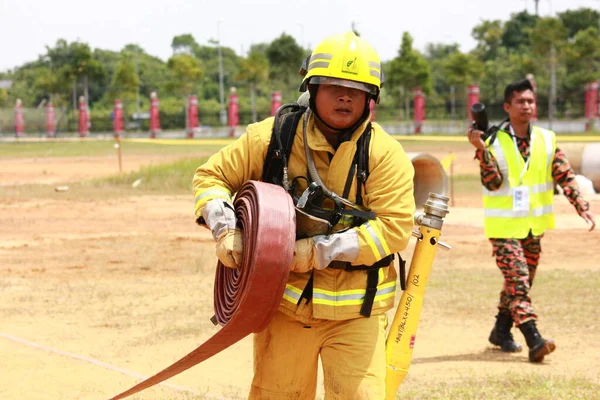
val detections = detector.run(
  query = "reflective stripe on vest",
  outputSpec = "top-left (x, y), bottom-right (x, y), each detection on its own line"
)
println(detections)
top-left (282, 279), bottom-right (395, 307)
top-left (194, 188), bottom-right (232, 214)
top-left (483, 127), bottom-right (556, 238)
top-left (358, 221), bottom-right (391, 260)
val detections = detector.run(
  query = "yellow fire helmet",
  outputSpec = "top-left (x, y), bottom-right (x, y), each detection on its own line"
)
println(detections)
top-left (299, 31), bottom-right (384, 102)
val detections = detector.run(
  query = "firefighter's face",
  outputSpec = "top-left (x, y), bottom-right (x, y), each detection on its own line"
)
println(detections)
top-left (504, 89), bottom-right (536, 124)
top-left (314, 83), bottom-right (367, 130)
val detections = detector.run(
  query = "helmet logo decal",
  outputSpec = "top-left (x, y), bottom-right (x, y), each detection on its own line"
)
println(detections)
top-left (342, 56), bottom-right (359, 75)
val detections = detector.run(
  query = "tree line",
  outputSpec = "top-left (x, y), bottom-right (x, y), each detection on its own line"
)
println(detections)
top-left (1, 7), bottom-right (599, 126)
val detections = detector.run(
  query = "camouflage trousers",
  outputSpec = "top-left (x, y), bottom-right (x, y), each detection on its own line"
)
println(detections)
top-left (490, 232), bottom-right (542, 326)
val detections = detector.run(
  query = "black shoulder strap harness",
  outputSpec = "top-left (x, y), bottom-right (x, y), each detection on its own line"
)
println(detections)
top-left (262, 103), bottom-right (406, 317)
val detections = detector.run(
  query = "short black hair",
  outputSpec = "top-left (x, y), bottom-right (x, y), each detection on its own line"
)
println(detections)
top-left (504, 79), bottom-right (534, 104)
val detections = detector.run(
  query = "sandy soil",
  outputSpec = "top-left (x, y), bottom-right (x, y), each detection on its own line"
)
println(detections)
top-left (1, 152), bottom-right (599, 400)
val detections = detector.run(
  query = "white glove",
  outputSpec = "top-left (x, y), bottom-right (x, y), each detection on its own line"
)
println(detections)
top-left (290, 230), bottom-right (360, 272)
top-left (202, 198), bottom-right (237, 241)
top-left (312, 229), bottom-right (360, 269)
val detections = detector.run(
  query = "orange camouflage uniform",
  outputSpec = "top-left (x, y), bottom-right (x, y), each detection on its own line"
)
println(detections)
top-left (475, 129), bottom-right (590, 326)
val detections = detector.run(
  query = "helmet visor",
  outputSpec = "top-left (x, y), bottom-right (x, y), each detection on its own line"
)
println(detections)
top-left (309, 76), bottom-right (378, 96)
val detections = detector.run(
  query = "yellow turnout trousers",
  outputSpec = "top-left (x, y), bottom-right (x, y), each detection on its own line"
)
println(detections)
top-left (249, 311), bottom-right (387, 400)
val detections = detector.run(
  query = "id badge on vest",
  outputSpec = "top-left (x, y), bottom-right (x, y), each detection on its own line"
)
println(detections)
top-left (513, 186), bottom-right (530, 212)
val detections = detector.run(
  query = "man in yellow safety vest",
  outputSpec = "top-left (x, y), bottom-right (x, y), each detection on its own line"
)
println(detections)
top-left (467, 79), bottom-right (596, 362)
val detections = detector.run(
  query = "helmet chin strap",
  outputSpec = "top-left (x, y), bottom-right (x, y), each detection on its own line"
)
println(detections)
top-left (308, 85), bottom-right (371, 137)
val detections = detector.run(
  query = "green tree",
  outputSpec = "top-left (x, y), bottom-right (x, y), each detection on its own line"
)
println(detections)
top-left (386, 32), bottom-right (432, 119)
top-left (236, 46), bottom-right (269, 122)
top-left (558, 8), bottom-right (600, 39)
top-left (424, 42), bottom-right (460, 104)
top-left (107, 58), bottom-right (140, 106)
top-left (44, 39), bottom-right (106, 107)
top-left (472, 20), bottom-right (504, 61)
top-left (502, 11), bottom-right (539, 51)
top-left (387, 32), bottom-right (432, 92)
top-left (121, 44), bottom-right (170, 100)
top-left (479, 47), bottom-right (535, 103)
top-left (529, 17), bottom-right (568, 56)
top-left (195, 44), bottom-right (240, 102)
top-left (564, 27), bottom-right (600, 93)
top-left (171, 34), bottom-right (200, 55)
top-left (443, 52), bottom-right (483, 87)
top-left (442, 51), bottom-right (483, 117)
top-left (166, 54), bottom-right (203, 96)
top-left (266, 33), bottom-right (304, 87)
top-left (0, 88), bottom-right (7, 106)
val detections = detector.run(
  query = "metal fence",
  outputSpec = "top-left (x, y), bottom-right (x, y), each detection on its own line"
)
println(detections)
top-left (0, 97), bottom-right (596, 137)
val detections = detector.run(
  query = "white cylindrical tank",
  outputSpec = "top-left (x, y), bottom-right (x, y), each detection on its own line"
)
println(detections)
top-left (581, 143), bottom-right (600, 192)
top-left (559, 142), bottom-right (600, 192)
top-left (406, 153), bottom-right (448, 209)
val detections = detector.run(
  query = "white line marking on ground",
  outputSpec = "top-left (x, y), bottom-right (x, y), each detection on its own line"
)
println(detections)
top-left (0, 332), bottom-right (222, 399)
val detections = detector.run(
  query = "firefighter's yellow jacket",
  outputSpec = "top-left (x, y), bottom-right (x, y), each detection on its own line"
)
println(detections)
top-left (193, 112), bottom-right (415, 321)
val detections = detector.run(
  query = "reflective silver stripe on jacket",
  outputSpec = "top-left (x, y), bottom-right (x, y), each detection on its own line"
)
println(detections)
top-left (486, 137), bottom-right (510, 196)
top-left (364, 221), bottom-right (389, 259)
top-left (484, 204), bottom-right (553, 218)
top-left (312, 284), bottom-right (396, 304)
top-left (484, 182), bottom-right (554, 197)
top-left (538, 128), bottom-right (555, 172)
top-left (194, 188), bottom-right (232, 206)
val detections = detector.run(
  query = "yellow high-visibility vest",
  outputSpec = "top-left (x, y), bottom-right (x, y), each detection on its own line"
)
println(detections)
top-left (483, 126), bottom-right (556, 238)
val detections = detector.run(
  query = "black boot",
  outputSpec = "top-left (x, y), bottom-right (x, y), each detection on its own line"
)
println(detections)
top-left (519, 320), bottom-right (556, 362)
top-left (489, 313), bottom-right (523, 352)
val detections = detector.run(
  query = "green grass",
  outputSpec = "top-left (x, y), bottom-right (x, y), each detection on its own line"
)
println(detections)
top-left (426, 266), bottom-right (600, 330)
top-left (0, 140), bottom-right (225, 158)
top-left (0, 156), bottom-right (208, 200)
top-left (399, 373), bottom-right (599, 400)
top-left (449, 173), bottom-right (482, 194)
top-left (94, 156), bottom-right (207, 193)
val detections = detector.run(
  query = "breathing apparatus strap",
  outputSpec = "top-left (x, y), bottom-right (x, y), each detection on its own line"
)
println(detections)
top-left (262, 104), bottom-right (306, 187)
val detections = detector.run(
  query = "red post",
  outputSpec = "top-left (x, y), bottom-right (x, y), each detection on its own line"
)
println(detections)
top-left (591, 82), bottom-right (599, 120)
top-left (187, 95), bottom-right (199, 138)
top-left (113, 99), bottom-right (124, 137)
top-left (78, 96), bottom-right (88, 137)
top-left (149, 91), bottom-right (160, 138)
top-left (526, 73), bottom-right (538, 121)
top-left (585, 81), bottom-right (598, 131)
top-left (467, 84), bottom-right (480, 122)
top-left (228, 87), bottom-right (239, 138)
top-left (46, 101), bottom-right (55, 137)
top-left (369, 99), bottom-right (376, 121)
top-left (413, 88), bottom-right (425, 134)
top-left (271, 91), bottom-right (282, 116)
top-left (14, 98), bottom-right (24, 138)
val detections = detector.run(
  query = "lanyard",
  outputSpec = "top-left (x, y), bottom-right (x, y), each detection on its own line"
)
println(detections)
top-left (509, 125), bottom-right (532, 185)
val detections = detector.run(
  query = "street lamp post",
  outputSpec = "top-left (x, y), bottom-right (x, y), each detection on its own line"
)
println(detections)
top-left (217, 20), bottom-right (226, 127)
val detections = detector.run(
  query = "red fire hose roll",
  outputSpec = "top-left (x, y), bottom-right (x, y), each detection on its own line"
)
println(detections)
top-left (109, 180), bottom-right (296, 400)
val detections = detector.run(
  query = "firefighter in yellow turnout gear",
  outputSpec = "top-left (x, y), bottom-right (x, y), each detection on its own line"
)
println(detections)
top-left (193, 32), bottom-right (415, 399)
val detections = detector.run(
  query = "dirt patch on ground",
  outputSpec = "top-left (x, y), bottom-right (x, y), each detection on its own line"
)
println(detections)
top-left (1, 153), bottom-right (599, 399)
top-left (0, 153), bottom-right (187, 186)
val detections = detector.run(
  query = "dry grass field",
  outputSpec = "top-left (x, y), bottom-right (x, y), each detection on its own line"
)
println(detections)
top-left (1, 138), bottom-right (599, 399)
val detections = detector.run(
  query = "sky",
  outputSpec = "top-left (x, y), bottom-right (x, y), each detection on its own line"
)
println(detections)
top-left (1, 0), bottom-right (599, 72)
